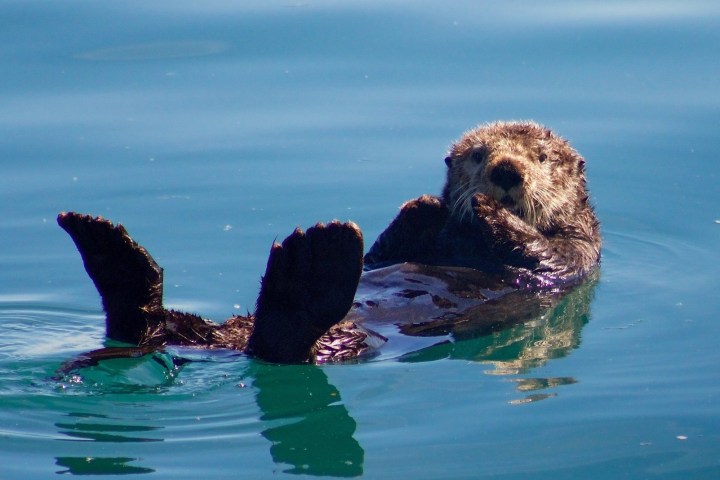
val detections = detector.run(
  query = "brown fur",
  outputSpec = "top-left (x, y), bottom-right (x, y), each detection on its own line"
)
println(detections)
top-left (366, 121), bottom-right (601, 280)
top-left (58, 121), bottom-right (600, 366)
top-left (57, 212), bottom-right (365, 364)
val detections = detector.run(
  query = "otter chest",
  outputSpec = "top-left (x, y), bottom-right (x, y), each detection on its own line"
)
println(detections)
top-left (338, 263), bottom-right (558, 360)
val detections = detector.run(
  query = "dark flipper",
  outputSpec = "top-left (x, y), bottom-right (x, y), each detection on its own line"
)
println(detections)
top-left (58, 212), bottom-right (165, 345)
top-left (364, 194), bottom-right (448, 268)
top-left (248, 221), bottom-right (364, 363)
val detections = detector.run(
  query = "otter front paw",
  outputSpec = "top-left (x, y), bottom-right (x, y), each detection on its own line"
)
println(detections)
top-left (470, 194), bottom-right (514, 243)
top-left (470, 194), bottom-right (545, 268)
top-left (364, 194), bottom-right (448, 267)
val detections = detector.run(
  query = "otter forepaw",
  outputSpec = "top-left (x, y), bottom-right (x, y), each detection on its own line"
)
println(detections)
top-left (469, 195), bottom-right (548, 269)
top-left (470, 193), bottom-right (501, 217)
top-left (364, 194), bottom-right (448, 267)
top-left (469, 194), bottom-right (512, 240)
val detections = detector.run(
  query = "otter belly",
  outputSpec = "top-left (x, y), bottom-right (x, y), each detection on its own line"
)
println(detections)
top-left (337, 263), bottom-right (564, 361)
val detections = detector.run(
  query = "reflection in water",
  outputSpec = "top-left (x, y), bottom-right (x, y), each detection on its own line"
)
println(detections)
top-left (399, 272), bottom-right (598, 403)
top-left (478, 273), bottom-right (596, 375)
top-left (54, 413), bottom-right (159, 475)
top-left (56, 421), bottom-right (162, 443)
top-left (55, 456), bottom-right (153, 475)
top-left (510, 376), bottom-right (578, 392)
top-left (399, 272), bottom-right (597, 364)
top-left (55, 273), bottom-right (597, 475)
top-left (248, 271), bottom-right (595, 473)
top-left (250, 363), bottom-right (364, 477)
top-left (507, 393), bottom-right (556, 405)
top-left (56, 411), bottom-right (162, 444)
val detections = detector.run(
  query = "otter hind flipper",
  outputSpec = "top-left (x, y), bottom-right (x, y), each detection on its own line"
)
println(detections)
top-left (248, 221), bottom-right (364, 363)
top-left (57, 212), bottom-right (165, 345)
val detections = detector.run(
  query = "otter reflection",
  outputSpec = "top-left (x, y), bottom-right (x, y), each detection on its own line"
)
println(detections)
top-left (54, 412), bottom-right (159, 475)
top-left (397, 270), bottom-right (598, 368)
top-left (55, 456), bottom-right (154, 475)
top-left (55, 273), bottom-right (596, 476)
top-left (396, 272), bottom-right (597, 404)
top-left (249, 267), bottom-right (595, 475)
top-left (249, 363), bottom-right (363, 477)
top-left (247, 270), bottom-right (595, 477)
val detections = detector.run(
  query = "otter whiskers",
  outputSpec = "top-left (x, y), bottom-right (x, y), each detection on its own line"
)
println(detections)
top-left (449, 182), bottom-right (477, 221)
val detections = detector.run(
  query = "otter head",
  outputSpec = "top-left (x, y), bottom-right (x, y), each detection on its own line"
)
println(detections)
top-left (442, 121), bottom-right (589, 232)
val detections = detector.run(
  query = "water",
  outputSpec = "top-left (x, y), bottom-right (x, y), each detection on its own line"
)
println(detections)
top-left (1, 0), bottom-right (719, 478)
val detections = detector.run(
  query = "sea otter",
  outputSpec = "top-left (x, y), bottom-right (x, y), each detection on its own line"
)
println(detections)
top-left (58, 121), bottom-right (600, 365)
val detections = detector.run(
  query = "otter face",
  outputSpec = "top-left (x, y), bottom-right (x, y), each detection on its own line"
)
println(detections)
top-left (442, 121), bottom-right (587, 231)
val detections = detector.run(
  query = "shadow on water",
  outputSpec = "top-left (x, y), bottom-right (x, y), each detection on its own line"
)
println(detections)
top-left (54, 273), bottom-right (597, 477)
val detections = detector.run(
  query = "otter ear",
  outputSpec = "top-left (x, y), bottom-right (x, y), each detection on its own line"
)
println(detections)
top-left (444, 156), bottom-right (453, 167)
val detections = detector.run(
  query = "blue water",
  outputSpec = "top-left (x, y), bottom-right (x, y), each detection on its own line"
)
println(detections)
top-left (2, 1), bottom-right (719, 478)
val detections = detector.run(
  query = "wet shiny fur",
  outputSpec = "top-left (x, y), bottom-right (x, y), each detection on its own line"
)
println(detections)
top-left (59, 121), bottom-right (600, 364)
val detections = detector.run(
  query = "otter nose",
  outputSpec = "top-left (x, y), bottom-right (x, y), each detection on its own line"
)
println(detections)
top-left (490, 161), bottom-right (522, 191)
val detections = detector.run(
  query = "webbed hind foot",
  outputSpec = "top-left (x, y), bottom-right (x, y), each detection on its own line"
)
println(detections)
top-left (58, 212), bottom-right (165, 345)
top-left (248, 221), bottom-right (364, 363)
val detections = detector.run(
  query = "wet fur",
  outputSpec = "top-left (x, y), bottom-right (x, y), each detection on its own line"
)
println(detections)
top-left (58, 213), bottom-right (364, 364)
top-left (366, 121), bottom-right (601, 280)
top-left (59, 121), bottom-right (600, 365)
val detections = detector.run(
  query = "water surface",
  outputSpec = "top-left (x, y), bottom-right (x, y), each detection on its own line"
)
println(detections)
top-left (1, 1), bottom-right (719, 478)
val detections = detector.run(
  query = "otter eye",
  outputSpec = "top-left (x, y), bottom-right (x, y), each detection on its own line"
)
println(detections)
top-left (538, 153), bottom-right (547, 163)
top-left (470, 149), bottom-right (486, 164)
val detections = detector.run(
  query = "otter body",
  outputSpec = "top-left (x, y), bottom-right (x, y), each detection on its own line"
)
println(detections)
top-left (58, 121), bottom-right (600, 365)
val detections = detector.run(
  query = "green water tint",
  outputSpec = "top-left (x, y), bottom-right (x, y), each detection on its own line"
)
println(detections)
top-left (243, 274), bottom-right (595, 476)
top-left (55, 457), bottom-right (155, 475)
top-left (251, 364), bottom-right (363, 477)
top-left (46, 274), bottom-right (596, 477)
top-left (52, 412), bottom-right (161, 474)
